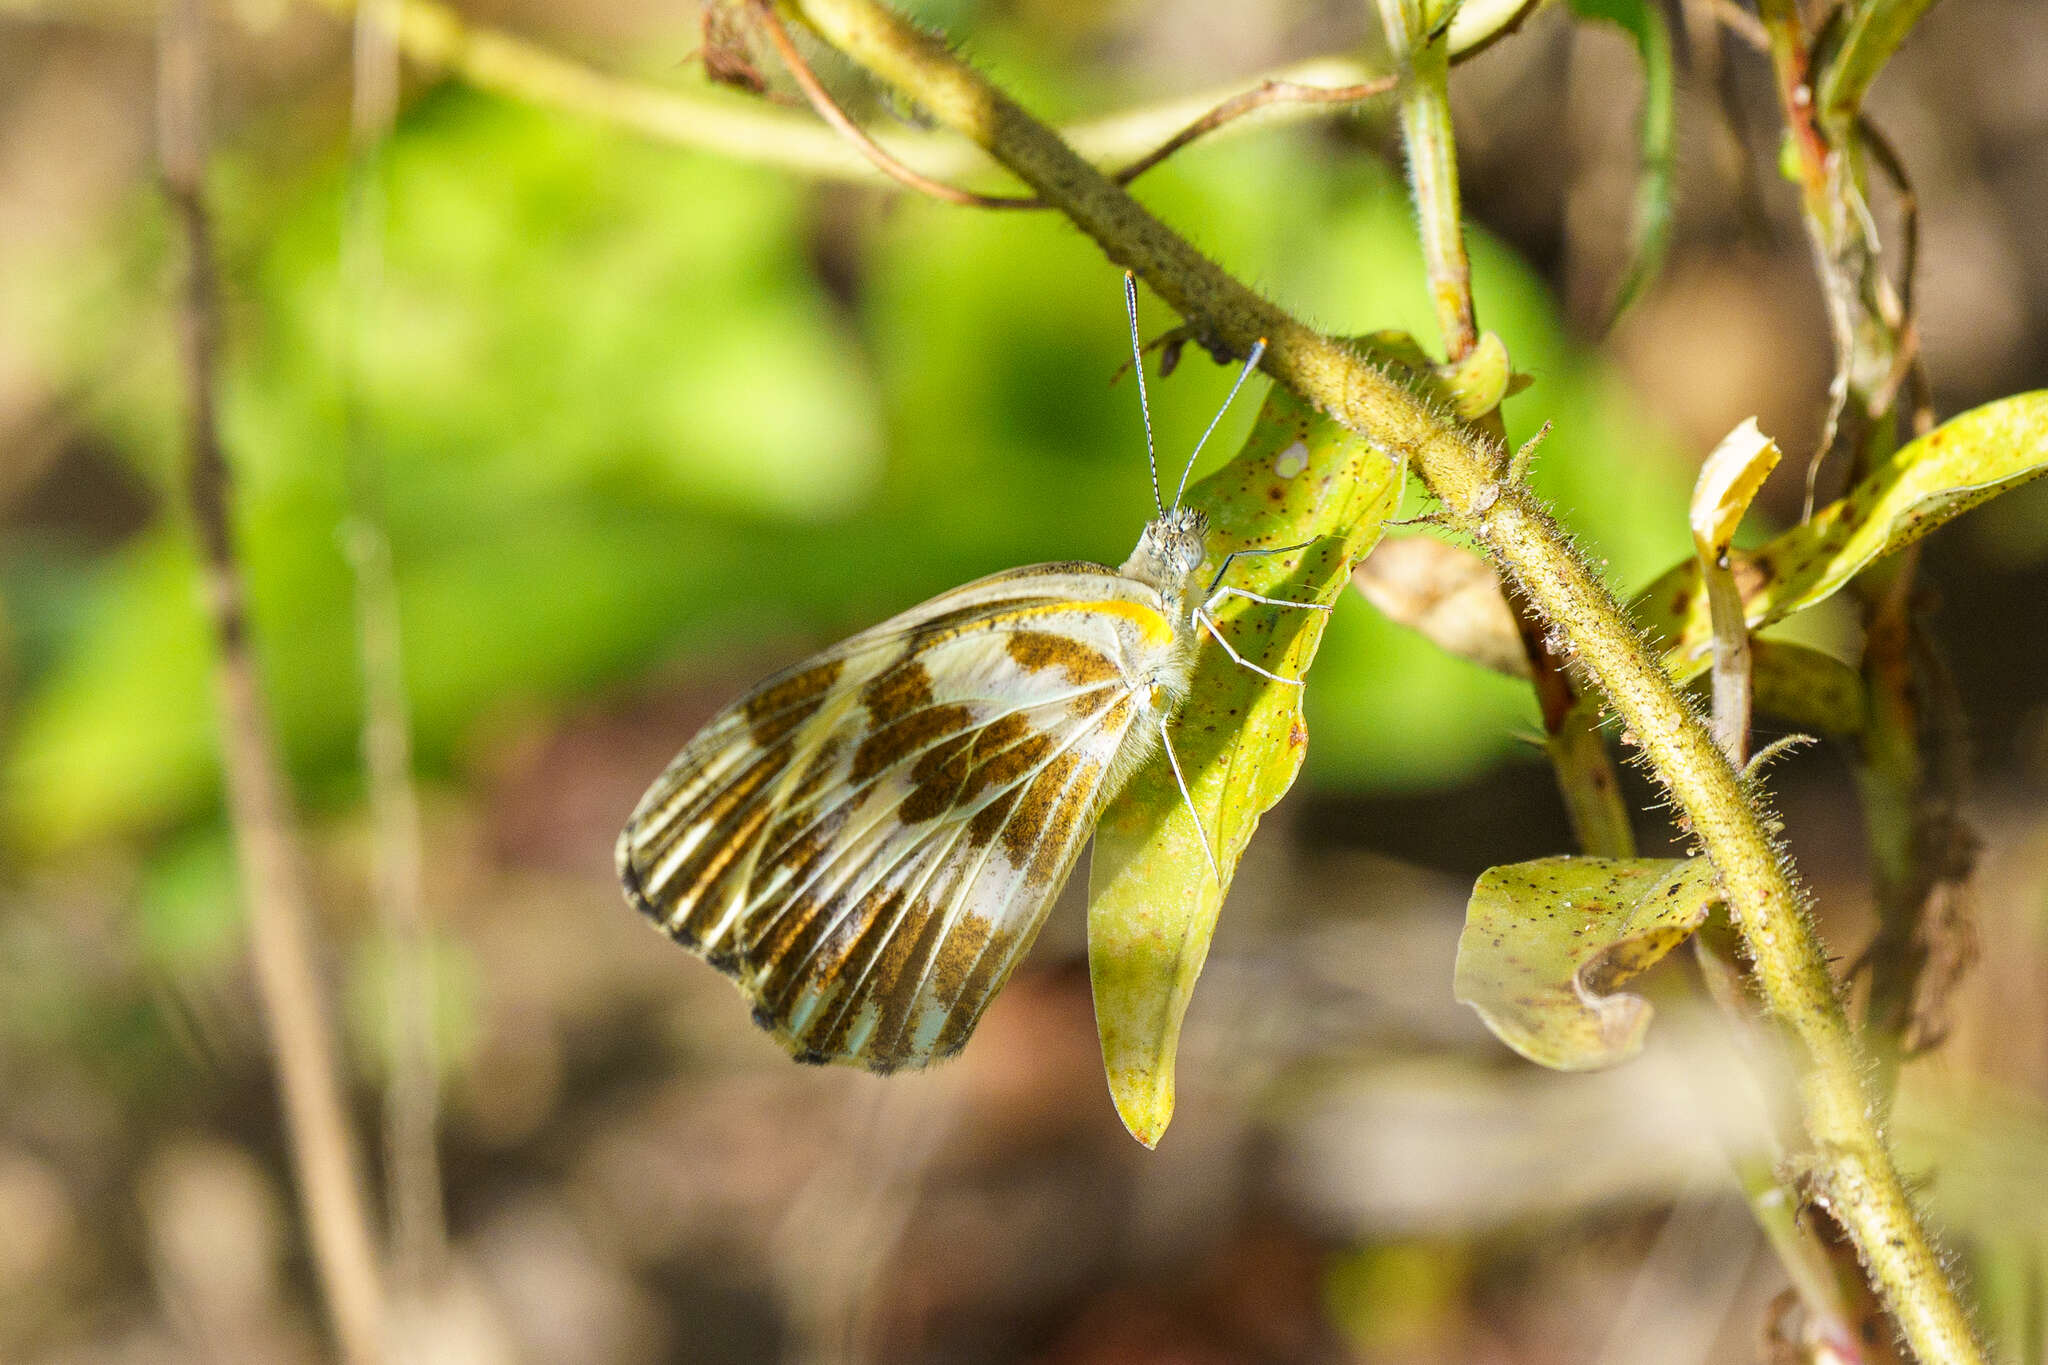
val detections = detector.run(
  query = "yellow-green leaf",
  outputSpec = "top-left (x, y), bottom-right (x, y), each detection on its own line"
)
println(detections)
top-left (1447, 0), bottom-right (1547, 56)
top-left (1088, 384), bottom-right (1402, 1146)
top-left (1638, 391), bottom-right (2048, 683)
top-left (1454, 856), bottom-right (1721, 1071)
top-left (1743, 638), bottom-right (1866, 739)
top-left (1689, 417), bottom-right (1782, 558)
top-left (1440, 331), bottom-right (1520, 421)
top-left (1353, 328), bottom-right (1526, 424)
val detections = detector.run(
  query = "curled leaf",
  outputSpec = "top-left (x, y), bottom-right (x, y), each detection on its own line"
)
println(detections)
top-left (1446, 0), bottom-right (1548, 57)
top-left (1089, 384), bottom-right (1402, 1146)
top-left (1689, 418), bottom-right (1782, 762)
top-left (1638, 391), bottom-right (2048, 684)
top-left (1455, 856), bottom-right (1721, 1071)
top-left (1689, 418), bottom-right (1782, 559)
top-left (1439, 331), bottom-right (1522, 421)
top-left (1353, 329), bottom-right (1526, 424)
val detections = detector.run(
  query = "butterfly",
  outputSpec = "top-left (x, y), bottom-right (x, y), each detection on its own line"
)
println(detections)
top-left (616, 276), bottom-right (1325, 1073)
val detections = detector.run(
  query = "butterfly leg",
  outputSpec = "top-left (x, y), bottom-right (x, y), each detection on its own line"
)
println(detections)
top-left (1204, 539), bottom-right (1316, 599)
top-left (1158, 715), bottom-right (1222, 885)
top-left (1204, 540), bottom-right (1334, 617)
top-left (1195, 608), bottom-right (1302, 687)
top-left (1206, 585), bottom-right (1333, 612)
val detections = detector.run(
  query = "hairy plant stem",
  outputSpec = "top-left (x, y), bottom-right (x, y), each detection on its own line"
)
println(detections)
top-left (785, 2), bottom-right (1985, 1358)
top-left (1695, 919), bottom-right (1870, 1360)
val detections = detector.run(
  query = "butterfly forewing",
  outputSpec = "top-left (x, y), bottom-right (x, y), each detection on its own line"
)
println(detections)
top-left (618, 562), bottom-right (1180, 1072)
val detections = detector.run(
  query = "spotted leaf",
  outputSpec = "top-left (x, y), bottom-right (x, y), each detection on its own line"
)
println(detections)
top-left (1087, 382), bottom-right (1403, 1146)
top-left (1455, 856), bottom-right (1721, 1071)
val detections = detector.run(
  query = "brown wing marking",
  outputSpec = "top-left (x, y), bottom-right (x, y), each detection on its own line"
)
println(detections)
top-left (760, 684), bottom-right (1132, 1071)
top-left (736, 679), bottom-right (1118, 969)
top-left (740, 697), bottom-right (1064, 996)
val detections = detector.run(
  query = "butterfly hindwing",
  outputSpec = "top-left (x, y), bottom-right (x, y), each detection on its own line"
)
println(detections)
top-left (618, 563), bottom-right (1173, 1071)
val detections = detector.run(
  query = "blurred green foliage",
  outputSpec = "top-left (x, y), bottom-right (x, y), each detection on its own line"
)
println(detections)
top-left (1, 86), bottom-right (1697, 944)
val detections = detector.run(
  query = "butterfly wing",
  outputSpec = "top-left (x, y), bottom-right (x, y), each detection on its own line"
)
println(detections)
top-left (618, 562), bottom-right (1176, 1072)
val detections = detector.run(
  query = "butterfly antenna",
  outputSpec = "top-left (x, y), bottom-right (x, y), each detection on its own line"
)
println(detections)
top-left (1125, 272), bottom-right (1163, 517)
top-left (1172, 337), bottom-right (1267, 510)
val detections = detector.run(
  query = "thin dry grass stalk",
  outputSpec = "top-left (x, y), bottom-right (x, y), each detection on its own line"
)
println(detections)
top-left (158, 2), bottom-right (388, 1360)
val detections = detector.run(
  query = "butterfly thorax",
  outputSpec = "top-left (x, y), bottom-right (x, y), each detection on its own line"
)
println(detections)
top-left (1109, 505), bottom-right (1211, 731)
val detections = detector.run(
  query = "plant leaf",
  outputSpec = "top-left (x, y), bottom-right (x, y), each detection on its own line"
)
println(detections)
top-left (1689, 418), bottom-right (1782, 558)
top-left (1439, 330), bottom-right (1523, 420)
top-left (1743, 639), bottom-right (1866, 739)
top-left (1455, 856), bottom-right (1721, 1070)
top-left (1447, 0), bottom-right (1548, 58)
top-left (1637, 391), bottom-right (2048, 685)
top-left (1088, 383), bottom-right (1402, 1146)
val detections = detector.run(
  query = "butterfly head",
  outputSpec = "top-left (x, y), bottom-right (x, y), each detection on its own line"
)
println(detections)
top-left (1123, 505), bottom-right (1210, 597)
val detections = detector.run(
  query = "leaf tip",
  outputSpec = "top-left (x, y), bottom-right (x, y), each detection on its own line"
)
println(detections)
top-left (1108, 1068), bottom-right (1174, 1148)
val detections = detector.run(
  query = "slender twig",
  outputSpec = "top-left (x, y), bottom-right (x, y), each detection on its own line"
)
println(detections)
top-left (784, 3), bottom-right (1986, 1359)
top-left (757, 0), bottom-right (1397, 211)
top-left (1858, 117), bottom-right (1918, 324)
top-left (344, 0), bottom-right (447, 1299)
top-left (1755, 0), bottom-right (1914, 518)
top-left (303, 0), bottom-right (1393, 202)
top-left (753, 0), bottom-right (1035, 207)
top-left (1858, 114), bottom-right (1936, 437)
top-left (1107, 74), bottom-right (1397, 186)
top-left (157, 4), bottom-right (387, 1362)
top-left (1708, 0), bottom-right (1769, 53)
top-left (1760, 0), bottom-right (1968, 1109)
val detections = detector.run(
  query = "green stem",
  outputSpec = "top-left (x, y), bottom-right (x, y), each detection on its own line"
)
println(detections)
top-left (1700, 553), bottom-right (1753, 767)
top-left (784, 3), bottom-right (1986, 1358)
top-left (1697, 901), bottom-right (1869, 1358)
top-left (1374, 0), bottom-right (1477, 362)
top-left (1756, 0), bottom-right (1901, 459)
top-left (1376, 0), bottom-right (1638, 861)
top-left (1544, 698), bottom-right (1636, 859)
top-left (1759, 0), bottom-right (1962, 1101)
top-left (1816, 0), bottom-right (1944, 128)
